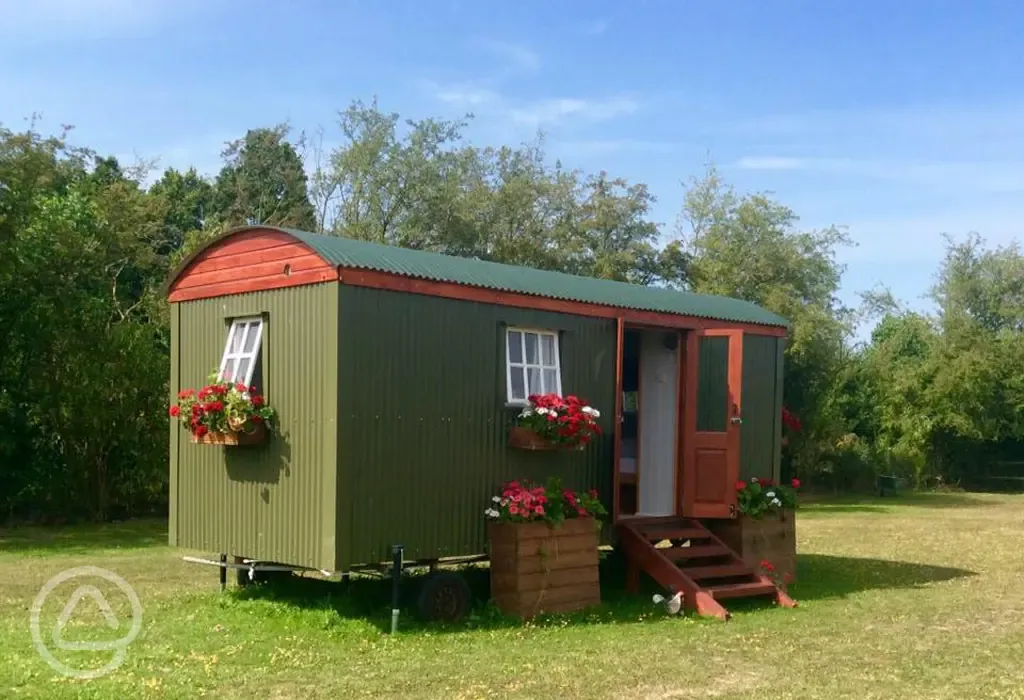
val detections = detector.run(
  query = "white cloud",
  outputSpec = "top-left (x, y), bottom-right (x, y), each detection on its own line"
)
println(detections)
top-left (509, 96), bottom-right (638, 128)
top-left (734, 155), bottom-right (1024, 194)
top-left (469, 38), bottom-right (541, 72)
top-left (431, 84), bottom-right (502, 107)
top-left (426, 81), bottom-right (640, 130)
top-left (735, 156), bottom-right (808, 171)
top-left (580, 19), bottom-right (610, 36)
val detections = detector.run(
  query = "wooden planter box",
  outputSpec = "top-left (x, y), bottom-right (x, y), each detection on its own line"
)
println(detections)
top-left (191, 423), bottom-right (266, 446)
top-left (488, 517), bottom-right (601, 618)
top-left (508, 425), bottom-right (559, 451)
top-left (706, 511), bottom-right (796, 585)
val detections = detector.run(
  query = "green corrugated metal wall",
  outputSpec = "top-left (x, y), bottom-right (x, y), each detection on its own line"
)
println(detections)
top-left (696, 336), bottom-right (728, 432)
top-left (170, 284), bottom-right (339, 571)
top-left (336, 286), bottom-right (616, 568)
top-left (740, 334), bottom-right (781, 483)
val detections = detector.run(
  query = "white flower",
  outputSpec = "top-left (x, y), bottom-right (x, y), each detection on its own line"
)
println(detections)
top-left (581, 406), bottom-right (601, 418)
top-left (771, 498), bottom-right (782, 507)
top-left (492, 496), bottom-right (501, 503)
top-left (766, 491), bottom-right (776, 499)
top-left (751, 477), bottom-right (758, 483)
top-left (519, 408), bottom-right (534, 418)
top-left (536, 407), bottom-right (549, 416)
top-left (485, 508), bottom-right (500, 518)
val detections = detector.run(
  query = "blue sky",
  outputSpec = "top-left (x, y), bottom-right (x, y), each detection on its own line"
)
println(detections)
top-left (3, 0), bottom-right (1024, 328)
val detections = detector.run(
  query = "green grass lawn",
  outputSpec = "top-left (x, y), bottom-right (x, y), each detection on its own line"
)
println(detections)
top-left (2, 493), bottom-right (1023, 699)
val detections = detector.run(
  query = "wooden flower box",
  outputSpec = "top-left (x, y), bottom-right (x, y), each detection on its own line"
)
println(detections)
top-left (488, 517), bottom-right (601, 618)
top-left (508, 425), bottom-right (560, 451)
top-left (191, 423), bottom-right (266, 446)
top-left (706, 511), bottom-right (796, 584)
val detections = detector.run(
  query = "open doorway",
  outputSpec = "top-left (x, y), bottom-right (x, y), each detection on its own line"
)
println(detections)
top-left (617, 328), bottom-right (682, 518)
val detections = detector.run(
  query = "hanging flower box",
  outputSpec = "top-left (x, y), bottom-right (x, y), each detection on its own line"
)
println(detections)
top-left (191, 422), bottom-right (267, 446)
top-left (171, 374), bottom-right (276, 447)
top-left (485, 478), bottom-right (606, 619)
top-left (509, 393), bottom-right (602, 452)
top-left (508, 425), bottom-right (560, 451)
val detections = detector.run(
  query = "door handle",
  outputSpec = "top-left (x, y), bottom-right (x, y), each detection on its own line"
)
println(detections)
top-left (730, 416), bottom-right (743, 425)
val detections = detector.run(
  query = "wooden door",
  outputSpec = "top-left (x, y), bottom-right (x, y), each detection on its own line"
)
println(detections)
top-left (682, 329), bottom-right (743, 519)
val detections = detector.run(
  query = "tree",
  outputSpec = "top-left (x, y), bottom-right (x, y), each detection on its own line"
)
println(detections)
top-left (0, 126), bottom-right (169, 521)
top-left (314, 98), bottom-right (468, 243)
top-left (562, 172), bottom-right (684, 285)
top-left (676, 165), bottom-right (854, 481)
top-left (213, 125), bottom-right (316, 230)
top-left (149, 167), bottom-right (215, 255)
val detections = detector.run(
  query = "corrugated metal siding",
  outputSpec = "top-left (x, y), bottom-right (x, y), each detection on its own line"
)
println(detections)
top-left (171, 284), bottom-right (339, 570)
top-left (337, 286), bottom-right (616, 568)
top-left (740, 334), bottom-right (780, 482)
top-left (696, 336), bottom-right (728, 432)
top-left (772, 338), bottom-right (786, 483)
top-left (168, 304), bottom-right (180, 547)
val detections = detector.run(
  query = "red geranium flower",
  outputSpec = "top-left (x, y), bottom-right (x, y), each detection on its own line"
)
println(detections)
top-left (169, 405), bottom-right (180, 417)
top-left (791, 478), bottom-right (801, 489)
top-left (193, 425), bottom-right (209, 438)
top-left (735, 480), bottom-right (747, 491)
top-left (251, 395), bottom-right (265, 407)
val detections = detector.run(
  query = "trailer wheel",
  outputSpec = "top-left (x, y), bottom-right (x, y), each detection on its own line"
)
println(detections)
top-left (417, 571), bottom-right (471, 623)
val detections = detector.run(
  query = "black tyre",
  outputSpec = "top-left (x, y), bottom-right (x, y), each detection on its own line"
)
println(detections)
top-left (235, 560), bottom-right (292, 586)
top-left (416, 571), bottom-right (472, 623)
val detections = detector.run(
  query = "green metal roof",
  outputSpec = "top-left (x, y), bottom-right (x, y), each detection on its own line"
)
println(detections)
top-left (279, 228), bottom-right (788, 328)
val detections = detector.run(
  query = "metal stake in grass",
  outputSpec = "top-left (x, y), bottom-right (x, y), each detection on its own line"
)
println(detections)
top-left (390, 544), bottom-right (404, 634)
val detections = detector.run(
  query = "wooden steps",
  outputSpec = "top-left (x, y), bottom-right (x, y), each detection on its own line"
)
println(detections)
top-left (663, 544), bottom-right (730, 560)
top-left (617, 516), bottom-right (797, 620)
top-left (680, 563), bottom-right (750, 580)
top-left (705, 581), bottom-right (778, 600)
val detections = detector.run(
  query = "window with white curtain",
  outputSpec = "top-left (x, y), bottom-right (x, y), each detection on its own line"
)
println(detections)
top-left (505, 327), bottom-right (562, 404)
top-left (218, 317), bottom-right (264, 387)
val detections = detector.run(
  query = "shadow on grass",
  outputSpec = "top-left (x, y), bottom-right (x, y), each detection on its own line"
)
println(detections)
top-left (800, 491), bottom-right (992, 515)
top-left (233, 549), bottom-right (978, 632)
top-left (0, 519), bottom-right (167, 554)
top-left (232, 550), bottom-right (672, 635)
top-left (790, 553), bottom-right (976, 601)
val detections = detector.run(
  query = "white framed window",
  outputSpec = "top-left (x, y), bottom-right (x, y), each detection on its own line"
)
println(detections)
top-left (505, 327), bottom-right (562, 404)
top-left (218, 317), bottom-right (264, 387)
